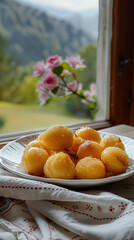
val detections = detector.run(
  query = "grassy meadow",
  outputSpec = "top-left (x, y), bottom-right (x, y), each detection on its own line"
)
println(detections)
top-left (0, 101), bottom-right (89, 134)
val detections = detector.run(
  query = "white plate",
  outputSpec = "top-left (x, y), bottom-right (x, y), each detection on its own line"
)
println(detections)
top-left (0, 131), bottom-right (134, 187)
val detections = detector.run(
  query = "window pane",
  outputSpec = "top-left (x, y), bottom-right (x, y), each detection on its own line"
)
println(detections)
top-left (0, 0), bottom-right (99, 133)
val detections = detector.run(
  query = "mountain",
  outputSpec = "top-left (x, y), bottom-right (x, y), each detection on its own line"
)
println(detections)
top-left (0, 0), bottom-right (94, 66)
top-left (17, 1), bottom-right (99, 41)
top-left (69, 9), bottom-right (99, 41)
top-left (40, 7), bottom-right (99, 40)
top-left (36, 6), bottom-right (99, 41)
top-left (17, 0), bottom-right (75, 19)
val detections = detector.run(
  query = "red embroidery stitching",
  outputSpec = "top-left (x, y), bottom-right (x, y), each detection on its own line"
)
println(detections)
top-left (108, 206), bottom-right (115, 214)
top-left (51, 202), bottom-right (134, 221)
top-left (29, 225), bottom-right (38, 231)
top-left (24, 218), bottom-right (36, 223)
top-left (3, 218), bottom-right (31, 240)
top-left (119, 202), bottom-right (128, 210)
top-left (97, 205), bottom-right (102, 212)
top-left (55, 238), bottom-right (63, 240)
top-left (46, 218), bottom-right (53, 240)
top-left (21, 208), bottom-right (29, 214)
top-left (86, 204), bottom-right (93, 211)
top-left (72, 205), bottom-right (79, 210)
top-left (0, 185), bottom-right (68, 192)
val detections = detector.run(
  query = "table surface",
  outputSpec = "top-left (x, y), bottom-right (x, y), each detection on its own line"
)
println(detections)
top-left (100, 124), bottom-right (134, 139)
top-left (0, 123), bottom-right (134, 240)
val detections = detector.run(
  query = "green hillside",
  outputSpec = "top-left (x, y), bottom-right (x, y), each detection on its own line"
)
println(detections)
top-left (0, 102), bottom-right (88, 134)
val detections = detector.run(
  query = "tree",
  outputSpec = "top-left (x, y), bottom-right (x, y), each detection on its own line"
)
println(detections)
top-left (17, 75), bottom-right (38, 104)
top-left (0, 33), bottom-right (20, 102)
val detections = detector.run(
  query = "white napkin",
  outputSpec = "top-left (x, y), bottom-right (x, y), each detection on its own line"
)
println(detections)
top-left (0, 164), bottom-right (134, 240)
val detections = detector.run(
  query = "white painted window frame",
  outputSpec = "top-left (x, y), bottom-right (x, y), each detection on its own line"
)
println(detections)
top-left (96, 0), bottom-right (113, 121)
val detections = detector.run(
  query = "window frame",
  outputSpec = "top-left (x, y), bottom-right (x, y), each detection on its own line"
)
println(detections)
top-left (110, 0), bottom-right (134, 126)
top-left (96, 0), bottom-right (113, 122)
top-left (1, 0), bottom-right (134, 144)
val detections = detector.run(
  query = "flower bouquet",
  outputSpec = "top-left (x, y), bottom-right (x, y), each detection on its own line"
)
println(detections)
top-left (33, 55), bottom-right (97, 118)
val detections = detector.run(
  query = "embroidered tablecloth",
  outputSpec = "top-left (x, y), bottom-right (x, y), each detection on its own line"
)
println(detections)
top-left (0, 161), bottom-right (134, 240)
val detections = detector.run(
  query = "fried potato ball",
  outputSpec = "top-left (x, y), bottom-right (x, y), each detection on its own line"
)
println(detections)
top-left (23, 140), bottom-right (50, 155)
top-left (42, 125), bottom-right (73, 150)
top-left (77, 140), bottom-right (103, 160)
top-left (100, 135), bottom-right (125, 151)
top-left (21, 147), bottom-right (49, 176)
top-left (68, 134), bottom-right (84, 154)
top-left (44, 152), bottom-right (76, 179)
top-left (75, 125), bottom-right (101, 143)
top-left (101, 147), bottom-right (129, 174)
top-left (76, 157), bottom-right (106, 179)
top-left (37, 132), bottom-right (44, 141)
top-left (51, 149), bottom-right (79, 165)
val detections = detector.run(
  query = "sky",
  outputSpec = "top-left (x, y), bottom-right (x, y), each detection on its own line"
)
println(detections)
top-left (17, 0), bottom-right (98, 12)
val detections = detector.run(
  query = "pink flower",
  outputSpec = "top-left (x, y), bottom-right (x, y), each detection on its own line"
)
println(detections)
top-left (62, 69), bottom-right (71, 75)
top-left (33, 61), bottom-right (45, 77)
top-left (39, 92), bottom-right (49, 105)
top-left (43, 72), bottom-right (59, 91)
top-left (36, 81), bottom-right (49, 95)
top-left (78, 83), bottom-right (83, 90)
top-left (81, 99), bottom-right (89, 105)
top-left (83, 83), bottom-right (97, 100)
top-left (90, 83), bottom-right (96, 95)
top-left (36, 81), bottom-right (50, 105)
top-left (46, 55), bottom-right (62, 69)
top-left (81, 90), bottom-right (93, 105)
top-left (67, 55), bottom-right (86, 69)
top-left (67, 80), bottom-right (83, 91)
top-left (83, 90), bottom-right (92, 99)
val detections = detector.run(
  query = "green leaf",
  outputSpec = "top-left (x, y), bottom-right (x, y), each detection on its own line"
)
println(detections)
top-left (93, 95), bottom-right (97, 102)
top-left (77, 89), bottom-right (84, 94)
top-left (64, 94), bottom-right (72, 99)
top-left (89, 101), bottom-right (95, 109)
top-left (44, 99), bottom-right (52, 105)
top-left (89, 98), bottom-right (96, 103)
top-left (52, 66), bottom-right (63, 76)
top-left (76, 67), bottom-right (85, 71)
top-left (60, 62), bottom-right (71, 70)
top-left (52, 96), bottom-right (61, 100)
top-left (61, 72), bottom-right (69, 76)
top-left (90, 108), bottom-right (98, 115)
top-left (52, 86), bottom-right (59, 94)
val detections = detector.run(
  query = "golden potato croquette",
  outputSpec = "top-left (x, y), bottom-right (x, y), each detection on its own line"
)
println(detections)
top-left (44, 152), bottom-right (76, 179)
top-left (100, 135), bottom-right (125, 150)
top-left (42, 125), bottom-right (73, 150)
top-left (68, 134), bottom-right (84, 154)
top-left (20, 124), bottom-right (129, 180)
top-left (23, 140), bottom-right (50, 155)
top-left (77, 140), bottom-right (103, 160)
top-left (51, 149), bottom-right (79, 165)
top-left (75, 125), bottom-right (101, 143)
top-left (76, 157), bottom-right (106, 179)
top-left (21, 147), bottom-right (49, 176)
top-left (37, 132), bottom-right (44, 141)
top-left (101, 147), bottom-right (129, 174)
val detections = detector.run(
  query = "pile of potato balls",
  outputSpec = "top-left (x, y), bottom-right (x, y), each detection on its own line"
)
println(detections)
top-left (21, 125), bottom-right (129, 179)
